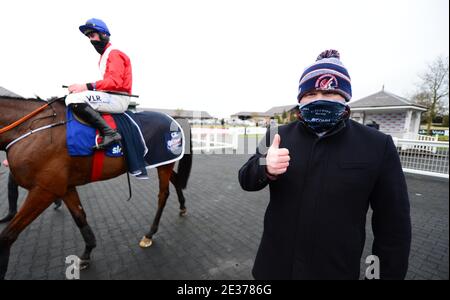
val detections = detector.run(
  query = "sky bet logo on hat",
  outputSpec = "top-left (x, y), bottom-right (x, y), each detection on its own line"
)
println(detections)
top-left (316, 74), bottom-right (338, 90)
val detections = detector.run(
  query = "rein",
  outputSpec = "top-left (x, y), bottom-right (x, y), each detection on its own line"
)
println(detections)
top-left (0, 103), bottom-right (50, 134)
top-left (0, 97), bottom-right (63, 135)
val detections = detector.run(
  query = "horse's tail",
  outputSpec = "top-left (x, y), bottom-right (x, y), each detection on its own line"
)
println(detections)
top-left (177, 119), bottom-right (193, 189)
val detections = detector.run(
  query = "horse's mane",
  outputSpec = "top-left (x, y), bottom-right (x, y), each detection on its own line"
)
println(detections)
top-left (0, 95), bottom-right (65, 103)
top-left (0, 95), bottom-right (46, 103)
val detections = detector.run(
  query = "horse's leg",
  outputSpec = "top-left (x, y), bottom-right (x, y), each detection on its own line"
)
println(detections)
top-left (139, 164), bottom-right (173, 248)
top-left (170, 171), bottom-right (187, 217)
top-left (0, 173), bottom-right (19, 223)
top-left (0, 186), bottom-right (56, 280)
top-left (62, 187), bottom-right (96, 270)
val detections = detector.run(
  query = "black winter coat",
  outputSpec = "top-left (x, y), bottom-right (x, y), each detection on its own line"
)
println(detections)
top-left (239, 119), bottom-right (411, 280)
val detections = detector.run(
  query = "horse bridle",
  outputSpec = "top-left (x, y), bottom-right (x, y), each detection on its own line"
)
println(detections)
top-left (0, 102), bottom-right (53, 135)
top-left (1, 98), bottom-right (67, 151)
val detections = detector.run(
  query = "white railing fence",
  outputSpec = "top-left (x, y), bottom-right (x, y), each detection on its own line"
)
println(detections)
top-left (403, 133), bottom-right (439, 142)
top-left (393, 138), bottom-right (449, 179)
top-left (191, 127), bottom-right (267, 153)
top-left (191, 127), bottom-right (449, 179)
top-left (191, 128), bottom-right (239, 153)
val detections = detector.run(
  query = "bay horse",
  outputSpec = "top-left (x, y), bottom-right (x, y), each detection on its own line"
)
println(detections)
top-left (0, 95), bottom-right (193, 280)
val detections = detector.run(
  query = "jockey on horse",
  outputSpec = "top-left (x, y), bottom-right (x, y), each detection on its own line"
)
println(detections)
top-left (66, 18), bottom-right (132, 149)
top-left (0, 19), bottom-right (193, 280)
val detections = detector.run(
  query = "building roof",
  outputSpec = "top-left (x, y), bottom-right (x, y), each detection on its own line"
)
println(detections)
top-left (349, 90), bottom-right (427, 110)
top-left (231, 111), bottom-right (271, 118)
top-left (140, 108), bottom-right (214, 119)
top-left (264, 104), bottom-right (298, 116)
top-left (0, 86), bottom-right (22, 98)
top-left (232, 105), bottom-right (298, 118)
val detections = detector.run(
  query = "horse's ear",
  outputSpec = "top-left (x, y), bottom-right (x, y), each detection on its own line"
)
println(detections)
top-left (34, 94), bottom-right (44, 101)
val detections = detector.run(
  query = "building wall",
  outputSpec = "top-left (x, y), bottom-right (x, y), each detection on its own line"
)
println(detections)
top-left (351, 110), bottom-right (425, 138)
top-left (364, 112), bottom-right (407, 137)
top-left (350, 112), bottom-right (364, 124)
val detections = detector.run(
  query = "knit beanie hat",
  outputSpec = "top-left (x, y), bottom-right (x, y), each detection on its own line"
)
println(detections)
top-left (297, 49), bottom-right (352, 102)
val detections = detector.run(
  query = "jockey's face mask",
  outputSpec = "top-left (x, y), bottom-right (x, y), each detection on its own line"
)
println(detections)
top-left (88, 31), bottom-right (109, 55)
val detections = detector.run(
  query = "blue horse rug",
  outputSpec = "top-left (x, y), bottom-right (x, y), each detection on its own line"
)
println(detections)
top-left (66, 109), bottom-right (185, 179)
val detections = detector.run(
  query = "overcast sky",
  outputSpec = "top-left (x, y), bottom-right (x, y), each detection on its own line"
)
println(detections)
top-left (0, 0), bottom-right (448, 118)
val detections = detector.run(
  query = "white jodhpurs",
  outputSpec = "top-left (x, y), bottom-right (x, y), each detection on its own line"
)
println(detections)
top-left (65, 91), bottom-right (131, 113)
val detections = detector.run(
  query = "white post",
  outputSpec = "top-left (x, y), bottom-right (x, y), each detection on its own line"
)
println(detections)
top-left (206, 132), bottom-right (211, 153)
top-left (392, 137), bottom-right (399, 147)
top-left (194, 131), bottom-right (201, 154)
top-left (214, 130), bottom-right (218, 153)
top-left (414, 112), bottom-right (421, 135)
top-left (404, 110), bottom-right (413, 138)
top-left (232, 129), bottom-right (239, 153)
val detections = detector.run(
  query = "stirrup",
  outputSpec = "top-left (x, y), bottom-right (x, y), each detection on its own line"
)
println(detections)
top-left (94, 134), bottom-right (102, 150)
top-left (93, 133), bottom-right (121, 150)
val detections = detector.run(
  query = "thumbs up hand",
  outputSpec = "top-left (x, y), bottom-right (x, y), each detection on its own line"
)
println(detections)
top-left (266, 134), bottom-right (290, 176)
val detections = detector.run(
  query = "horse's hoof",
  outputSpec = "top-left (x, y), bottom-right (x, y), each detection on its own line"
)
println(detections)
top-left (80, 259), bottom-right (90, 270)
top-left (179, 209), bottom-right (187, 217)
top-left (139, 236), bottom-right (153, 248)
top-left (53, 199), bottom-right (62, 210)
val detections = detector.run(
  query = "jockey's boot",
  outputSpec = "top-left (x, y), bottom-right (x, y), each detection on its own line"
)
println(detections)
top-left (70, 103), bottom-right (122, 149)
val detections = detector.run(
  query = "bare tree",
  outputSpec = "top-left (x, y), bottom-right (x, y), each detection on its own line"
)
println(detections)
top-left (281, 110), bottom-right (288, 124)
top-left (413, 56), bottom-right (449, 134)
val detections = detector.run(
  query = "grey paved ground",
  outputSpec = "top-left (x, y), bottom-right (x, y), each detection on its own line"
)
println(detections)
top-left (0, 150), bottom-right (448, 280)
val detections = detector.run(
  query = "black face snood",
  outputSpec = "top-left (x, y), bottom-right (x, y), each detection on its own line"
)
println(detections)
top-left (91, 40), bottom-right (109, 55)
top-left (298, 100), bottom-right (350, 134)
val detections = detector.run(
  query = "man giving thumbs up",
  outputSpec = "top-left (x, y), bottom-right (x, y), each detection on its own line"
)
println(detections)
top-left (238, 49), bottom-right (411, 280)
